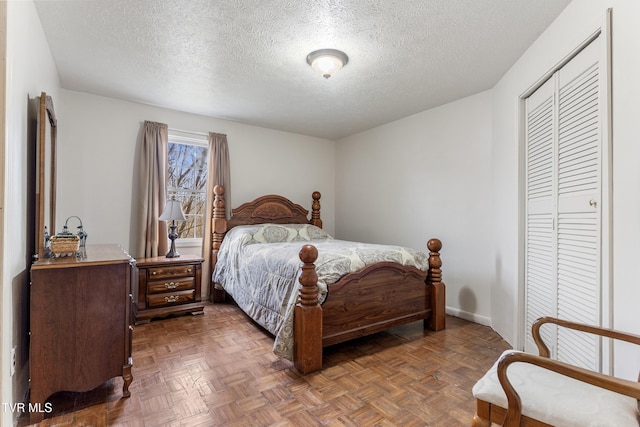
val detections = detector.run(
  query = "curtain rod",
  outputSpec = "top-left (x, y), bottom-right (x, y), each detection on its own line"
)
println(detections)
top-left (168, 127), bottom-right (209, 137)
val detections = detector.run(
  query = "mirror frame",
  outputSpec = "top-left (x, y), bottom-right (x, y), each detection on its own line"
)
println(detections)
top-left (35, 92), bottom-right (57, 260)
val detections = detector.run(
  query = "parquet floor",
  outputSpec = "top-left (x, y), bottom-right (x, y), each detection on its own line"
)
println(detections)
top-left (19, 302), bottom-right (511, 427)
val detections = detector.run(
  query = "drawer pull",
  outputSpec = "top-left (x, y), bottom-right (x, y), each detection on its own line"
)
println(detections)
top-left (152, 271), bottom-right (157, 275)
top-left (164, 282), bottom-right (178, 289)
top-left (164, 295), bottom-right (180, 303)
top-left (187, 268), bottom-right (192, 273)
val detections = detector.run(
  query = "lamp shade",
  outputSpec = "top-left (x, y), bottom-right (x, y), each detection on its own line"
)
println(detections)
top-left (159, 198), bottom-right (186, 222)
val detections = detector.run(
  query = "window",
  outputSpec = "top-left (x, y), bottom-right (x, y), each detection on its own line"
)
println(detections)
top-left (167, 132), bottom-right (208, 241)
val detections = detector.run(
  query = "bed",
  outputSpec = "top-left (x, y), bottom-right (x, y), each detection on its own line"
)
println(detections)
top-left (210, 185), bottom-right (445, 374)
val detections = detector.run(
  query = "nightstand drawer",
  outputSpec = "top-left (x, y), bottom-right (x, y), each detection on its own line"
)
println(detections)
top-left (147, 277), bottom-right (194, 294)
top-left (147, 289), bottom-right (195, 308)
top-left (147, 265), bottom-right (196, 280)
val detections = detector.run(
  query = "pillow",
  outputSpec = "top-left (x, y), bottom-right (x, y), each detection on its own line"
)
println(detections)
top-left (248, 223), bottom-right (333, 244)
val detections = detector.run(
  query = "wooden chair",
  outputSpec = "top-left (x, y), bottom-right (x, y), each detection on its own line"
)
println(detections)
top-left (471, 316), bottom-right (640, 426)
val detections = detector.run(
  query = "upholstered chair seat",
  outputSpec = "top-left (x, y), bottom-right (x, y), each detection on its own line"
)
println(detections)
top-left (470, 317), bottom-right (640, 427)
top-left (472, 350), bottom-right (639, 426)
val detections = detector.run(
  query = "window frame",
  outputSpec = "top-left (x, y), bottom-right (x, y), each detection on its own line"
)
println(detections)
top-left (166, 131), bottom-right (209, 248)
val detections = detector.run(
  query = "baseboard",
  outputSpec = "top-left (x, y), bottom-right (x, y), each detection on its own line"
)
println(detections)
top-left (445, 306), bottom-right (491, 327)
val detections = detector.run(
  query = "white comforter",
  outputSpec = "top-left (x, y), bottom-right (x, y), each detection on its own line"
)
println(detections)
top-left (212, 223), bottom-right (430, 360)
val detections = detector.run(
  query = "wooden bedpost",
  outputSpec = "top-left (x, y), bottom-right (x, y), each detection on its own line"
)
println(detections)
top-left (310, 191), bottom-right (322, 228)
top-left (426, 238), bottom-right (446, 331)
top-left (210, 185), bottom-right (228, 303)
top-left (294, 244), bottom-right (323, 375)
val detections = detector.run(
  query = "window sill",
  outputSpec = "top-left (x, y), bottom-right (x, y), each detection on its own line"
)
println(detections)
top-left (175, 238), bottom-right (203, 249)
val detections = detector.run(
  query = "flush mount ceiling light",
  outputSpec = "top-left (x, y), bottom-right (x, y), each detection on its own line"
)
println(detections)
top-left (306, 49), bottom-right (349, 79)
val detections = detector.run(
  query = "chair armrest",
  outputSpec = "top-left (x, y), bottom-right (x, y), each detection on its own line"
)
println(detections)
top-left (497, 351), bottom-right (640, 427)
top-left (532, 316), bottom-right (640, 358)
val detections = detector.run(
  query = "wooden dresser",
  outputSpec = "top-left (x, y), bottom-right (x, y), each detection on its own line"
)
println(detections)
top-left (29, 244), bottom-right (134, 423)
top-left (134, 255), bottom-right (205, 324)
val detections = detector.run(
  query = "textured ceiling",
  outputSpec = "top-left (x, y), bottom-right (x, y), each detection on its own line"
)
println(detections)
top-left (34, 0), bottom-right (571, 140)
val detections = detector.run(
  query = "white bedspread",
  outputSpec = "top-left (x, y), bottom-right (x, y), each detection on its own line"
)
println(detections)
top-left (212, 223), bottom-right (430, 360)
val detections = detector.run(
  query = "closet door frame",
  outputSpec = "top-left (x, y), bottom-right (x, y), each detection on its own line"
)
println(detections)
top-left (517, 9), bottom-right (613, 373)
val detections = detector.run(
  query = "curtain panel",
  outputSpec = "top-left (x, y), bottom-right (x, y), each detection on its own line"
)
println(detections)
top-left (135, 121), bottom-right (168, 258)
top-left (202, 132), bottom-right (230, 298)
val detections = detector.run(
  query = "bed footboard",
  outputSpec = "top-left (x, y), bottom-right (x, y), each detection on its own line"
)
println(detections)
top-left (294, 239), bottom-right (445, 375)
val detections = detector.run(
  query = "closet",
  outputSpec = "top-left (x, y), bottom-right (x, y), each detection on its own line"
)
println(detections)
top-left (524, 33), bottom-right (609, 371)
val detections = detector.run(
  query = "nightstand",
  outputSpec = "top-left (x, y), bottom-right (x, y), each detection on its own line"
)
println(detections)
top-left (135, 255), bottom-right (205, 324)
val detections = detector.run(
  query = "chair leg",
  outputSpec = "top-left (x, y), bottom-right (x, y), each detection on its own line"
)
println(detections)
top-left (470, 400), bottom-right (492, 427)
top-left (471, 415), bottom-right (491, 427)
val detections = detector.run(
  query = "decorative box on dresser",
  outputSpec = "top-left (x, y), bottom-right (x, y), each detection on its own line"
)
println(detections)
top-left (29, 244), bottom-right (135, 423)
top-left (134, 255), bottom-right (205, 324)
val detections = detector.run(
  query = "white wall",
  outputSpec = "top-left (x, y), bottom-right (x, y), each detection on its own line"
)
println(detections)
top-left (491, 0), bottom-right (640, 379)
top-left (57, 90), bottom-right (336, 257)
top-left (336, 91), bottom-right (494, 325)
top-left (3, 1), bottom-right (61, 425)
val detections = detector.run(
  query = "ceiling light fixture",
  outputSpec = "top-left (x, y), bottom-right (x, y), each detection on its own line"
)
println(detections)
top-left (306, 49), bottom-right (349, 79)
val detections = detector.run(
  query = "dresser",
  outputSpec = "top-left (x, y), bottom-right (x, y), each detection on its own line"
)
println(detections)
top-left (134, 255), bottom-right (205, 324)
top-left (29, 244), bottom-right (134, 423)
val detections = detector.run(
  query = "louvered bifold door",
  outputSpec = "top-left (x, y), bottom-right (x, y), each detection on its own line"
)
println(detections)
top-left (524, 77), bottom-right (557, 354)
top-left (524, 36), bottom-right (603, 370)
top-left (555, 37), bottom-right (602, 371)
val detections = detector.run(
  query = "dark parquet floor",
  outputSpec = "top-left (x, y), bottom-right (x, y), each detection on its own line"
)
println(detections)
top-left (19, 302), bottom-right (511, 427)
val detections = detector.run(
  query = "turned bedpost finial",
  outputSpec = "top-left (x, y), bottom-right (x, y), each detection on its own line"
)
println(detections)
top-left (310, 191), bottom-right (322, 228)
top-left (213, 185), bottom-right (225, 212)
top-left (212, 185), bottom-right (227, 234)
top-left (212, 185), bottom-right (226, 222)
top-left (427, 238), bottom-right (442, 283)
top-left (294, 243), bottom-right (323, 374)
top-left (298, 244), bottom-right (319, 307)
top-left (426, 238), bottom-right (445, 331)
top-left (211, 185), bottom-right (228, 303)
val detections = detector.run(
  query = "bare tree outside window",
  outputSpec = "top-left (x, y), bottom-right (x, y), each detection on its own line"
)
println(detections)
top-left (167, 140), bottom-right (208, 239)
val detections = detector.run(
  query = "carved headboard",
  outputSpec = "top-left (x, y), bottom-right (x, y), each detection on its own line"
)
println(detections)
top-left (212, 186), bottom-right (322, 231)
top-left (210, 185), bottom-right (322, 301)
top-left (228, 194), bottom-right (313, 228)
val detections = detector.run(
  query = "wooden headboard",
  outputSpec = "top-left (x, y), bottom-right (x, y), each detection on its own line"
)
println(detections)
top-left (210, 185), bottom-right (322, 301)
top-left (227, 193), bottom-right (321, 228)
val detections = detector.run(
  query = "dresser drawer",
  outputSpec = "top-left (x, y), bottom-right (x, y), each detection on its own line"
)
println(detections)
top-left (147, 277), bottom-right (194, 294)
top-left (147, 264), bottom-right (196, 280)
top-left (147, 289), bottom-right (195, 308)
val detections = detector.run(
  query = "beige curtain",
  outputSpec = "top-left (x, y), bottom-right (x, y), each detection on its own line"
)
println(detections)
top-left (135, 121), bottom-right (168, 258)
top-left (201, 132), bottom-right (230, 297)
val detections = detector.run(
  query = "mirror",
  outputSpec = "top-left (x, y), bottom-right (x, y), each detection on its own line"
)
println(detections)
top-left (34, 92), bottom-right (57, 260)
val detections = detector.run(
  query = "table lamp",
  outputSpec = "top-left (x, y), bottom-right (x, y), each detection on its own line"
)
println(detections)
top-left (159, 196), bottom-right (186, 258)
